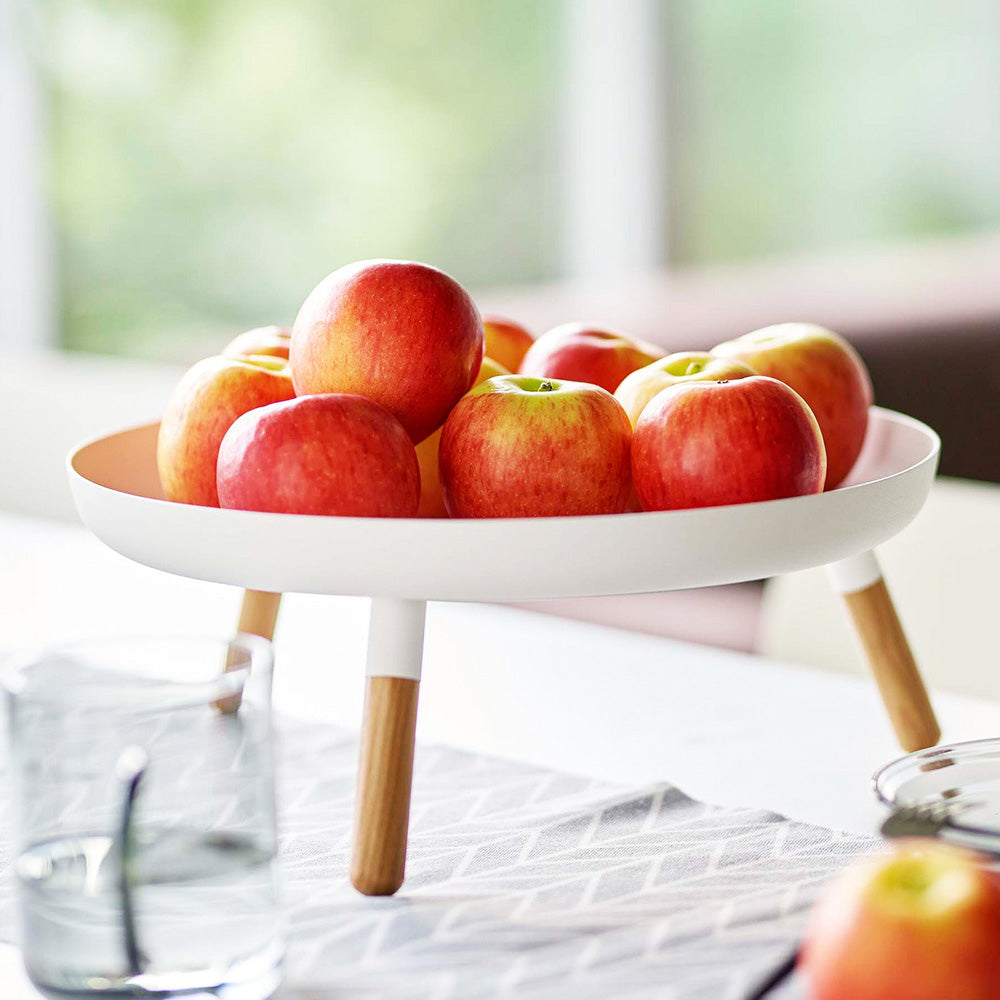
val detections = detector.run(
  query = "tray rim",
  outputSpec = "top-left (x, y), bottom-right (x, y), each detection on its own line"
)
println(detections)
top-left (65, 406), bottom-right (941, 600)
top-left (67, 405), bottom-right (939, 528)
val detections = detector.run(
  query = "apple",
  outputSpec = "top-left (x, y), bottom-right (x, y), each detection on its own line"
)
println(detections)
top-left (711, 323), bottom-right (873, 489)
top-left (222, 325), bottom-right (292, 360)
top-left (614, 352), bottom-right (757, 428)
top-left (482, 315), bottom-right (534, 374)
top-left (801, 840), bottom-right (1000, 1000)
top-left (519, 322), bottom-right (665, 394)
top-left (439, 374), bottom-right (632, 518)
top-left (290, 259), bottom-right (484, 444)
top-left (415, 355), bottom-right (510, 518)
top-left (217, 394), bottom-right (419, 517)
top-left (632, 375), bottom-right (826, 510)
top-left (157, 354), bottom-right (295, 507)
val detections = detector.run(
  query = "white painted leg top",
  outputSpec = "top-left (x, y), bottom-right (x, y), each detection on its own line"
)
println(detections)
top-left (365, 598), bottom-right (426, 680)
top-left (827, 550), bottom-right (882, 595)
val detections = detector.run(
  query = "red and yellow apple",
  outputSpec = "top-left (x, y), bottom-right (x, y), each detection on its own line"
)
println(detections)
top-left (439, 374), bottom-right (633, 518)
top-left (290, 259), bottom-right (484, 444)
top-left (711, 323), bottom-right (873, 489)
top-left (157, 355), bottom-right (295, 507)
top-left (801, 840), bottom-right (1000, 1000)
top-left (482, 315), bottom-right (534, 374)
top-left (217, 393), bottom-right (419, 517)
top-left (614, 352), bottom-right (757, 428)
top-left (415, 355), bottom-right (510, 518)
top-left (632, 375), bottom-right (826, 511)
top-left (222, 325), bottom-right (292, 360)
top-left (519, 323), bottom-right (665, 394)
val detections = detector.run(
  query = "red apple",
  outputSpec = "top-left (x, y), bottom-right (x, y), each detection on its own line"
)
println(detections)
top-left (632, 375), bottom-right (826, 510)
top-left (711, 323), bottom-right (873, 489)
top-left (801, 841), bottom-right (1000, 1000)
top-left (614, 351), bottom-right (757, 428)
top-left (217, 394), bottom-right (419, 517)
top-left (439, 374), bottom-right (632, 518)
top-left (519, 323), bottom-right (665, 394)
top-left (482, 315), bottom-right (534, 374)
top-left (222, 325), bottom-right (292, 360)
top-left (157, 355), bottom-right (295, 507)
top-left (290, 259), bottom-right (484, 444)
top-left (415, 355), bottom-right (510, 518)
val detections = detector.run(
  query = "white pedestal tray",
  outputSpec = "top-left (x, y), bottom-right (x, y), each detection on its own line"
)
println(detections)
top-left (68, 406), bottom-right (940, 895)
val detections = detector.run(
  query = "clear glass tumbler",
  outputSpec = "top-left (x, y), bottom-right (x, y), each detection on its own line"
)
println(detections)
top-left (2, 635), bottom-right (283, 1000)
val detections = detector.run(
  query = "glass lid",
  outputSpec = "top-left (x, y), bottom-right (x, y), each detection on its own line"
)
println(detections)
top-left (874, 738), bottom-right (1000, 853)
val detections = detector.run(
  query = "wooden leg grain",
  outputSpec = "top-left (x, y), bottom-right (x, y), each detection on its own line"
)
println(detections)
top-left (351, 597), bottom-right (426, 896)
top-left (218, 590), bottom-right (282, 715)
top-left (237, 589), bottom-right (282, 640)
top-left (351, 676), bottom-right (420, 895)
top-left (830, 552), bottom-right (940, 752)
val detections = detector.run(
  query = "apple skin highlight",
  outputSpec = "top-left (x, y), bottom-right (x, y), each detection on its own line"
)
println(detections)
top-left (614, 351), bottom-right (756, 429)
top-left (482, 315), bottom-right (534, 374)
top-left (222, 325), bottom-right (292, 360)
top-left (290, 259), bottom-right (484, 445)
top-left (632, 375), bottom-right (826, 511)
top-left (712, 323), bottom-right (872, 489)
top-left (157, 354), bottom-right (296, 508)
top-left (414, 356), bottom-right (510, 518)
top-left (439, 375), bottom-right (633, 518)
top-left (217, 393), bottom-right (420, 518)
top-left (519, 323), bottom-right (665, 394)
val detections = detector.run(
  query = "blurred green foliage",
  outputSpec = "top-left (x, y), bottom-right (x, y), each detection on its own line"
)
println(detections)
top-left (40, 0), bottom-right (1000, 359)
top-left (671, 0), bottom-right (1000, 263)
top-left (42, 0), bottom-right (558, 359)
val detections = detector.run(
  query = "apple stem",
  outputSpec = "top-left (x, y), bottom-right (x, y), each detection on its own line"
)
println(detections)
top-left (539, 380), bottom-right (556, 392)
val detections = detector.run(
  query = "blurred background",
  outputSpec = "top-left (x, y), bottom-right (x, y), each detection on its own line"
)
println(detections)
top-left (3, 0), bottom-right (999, 358)
top-left (1, 0), bottom-right (999, 694)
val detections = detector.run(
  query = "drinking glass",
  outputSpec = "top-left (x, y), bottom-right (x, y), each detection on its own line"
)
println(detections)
top-left (2, 635), bottom-right (283, 999)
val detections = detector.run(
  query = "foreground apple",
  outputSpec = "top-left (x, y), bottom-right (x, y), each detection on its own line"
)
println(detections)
top-left (290, 260), bottom-right (483, 444)
top-left (632, 375), bottom-right (826, 510)
top-left (614, 352), bottom-right (756, 428)
top-left (440, 375), bottom-right (632, 518)
top-left (157, 355), bottom-right (295, 507)
top-left (519, 323), bottom-right (665, 394)
top-left (801, 841), bottom-right (1000, 1000)
top-left (222, 325), bottom-right (292, 360)
top-left (711, 323), bottom-right (872, 489)
top-left (482, 315), bottom-right (534, 374)
top-left (414, 356), bottom-right (510, 518)
top-left (217, 394), bottom-right (419, 517)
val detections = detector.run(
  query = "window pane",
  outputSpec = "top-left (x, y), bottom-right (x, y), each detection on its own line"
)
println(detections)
top-left (670, 0), bottom-right (1000, 264)
top-left (42, 0), bottom-right (558, 359)
top-left (39, 1), bottom-right (1000, 358)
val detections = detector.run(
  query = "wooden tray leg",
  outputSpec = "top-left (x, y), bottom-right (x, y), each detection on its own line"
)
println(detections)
top-left (351, 597), bottom-right (425, 896)
top-left (218, 590), bottom-right (282, 715)
top-left (828, 551), bottom-right (940, 752)
top-left (237, 589), bottom-right (282, 641)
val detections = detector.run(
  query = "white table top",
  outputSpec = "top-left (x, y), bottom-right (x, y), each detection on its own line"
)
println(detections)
top-left (1, 509), bottom-right (998, 995)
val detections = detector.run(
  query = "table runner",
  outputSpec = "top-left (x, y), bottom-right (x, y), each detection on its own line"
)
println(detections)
top-left (276, 724), bottom-right (873, 998)
top-left (1, 719), bottom-right (875, 999)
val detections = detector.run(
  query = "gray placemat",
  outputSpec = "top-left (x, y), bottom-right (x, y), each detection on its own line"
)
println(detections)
top-left (1, 718), bottom-right (874, 999)
top-left (270, 724), bottom-right (872, 999)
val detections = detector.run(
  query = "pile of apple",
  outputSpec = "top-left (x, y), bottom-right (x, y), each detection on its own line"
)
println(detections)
top-left (156, 259), bottom-right (874, 519)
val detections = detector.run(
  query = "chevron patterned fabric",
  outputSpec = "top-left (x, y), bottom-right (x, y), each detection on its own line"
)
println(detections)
top-left (0, 718), bottom-right (875, 998)
top-left (271, 723), bottom-right (874, 999)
